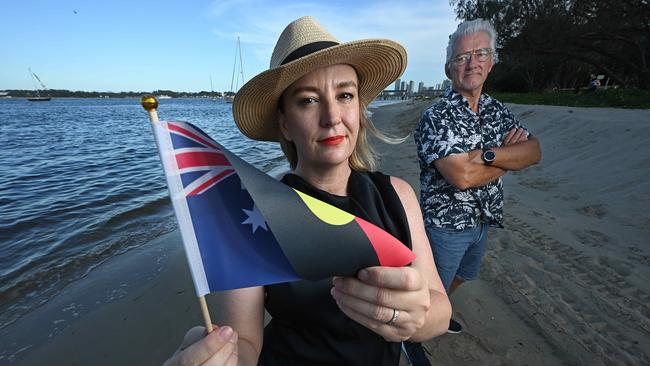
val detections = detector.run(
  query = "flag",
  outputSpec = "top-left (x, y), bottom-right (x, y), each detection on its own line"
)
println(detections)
top-left (152, 120), bottom-right (415, 295)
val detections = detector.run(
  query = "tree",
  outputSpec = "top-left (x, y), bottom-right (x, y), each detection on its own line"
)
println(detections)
top-left (450, 0), bottom-right (650, 90)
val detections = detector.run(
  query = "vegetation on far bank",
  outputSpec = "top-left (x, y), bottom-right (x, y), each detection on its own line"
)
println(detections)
top-left (489, 88), bottom-right (650, 109)
top-left (0, 89), bottom-right (234, 99)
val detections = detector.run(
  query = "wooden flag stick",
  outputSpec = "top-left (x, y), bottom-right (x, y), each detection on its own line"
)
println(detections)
top-left (140, 95), bottom-right (214, 334)
top-left (199, 295), bottom-right (214, 333)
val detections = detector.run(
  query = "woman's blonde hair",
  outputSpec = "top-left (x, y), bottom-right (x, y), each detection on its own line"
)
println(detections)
top-left (278, 104), bottom-right (404, 172)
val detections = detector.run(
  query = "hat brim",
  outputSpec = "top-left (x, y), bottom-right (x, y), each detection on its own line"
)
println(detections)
top-left (233, 39), bottom-right (407, 142)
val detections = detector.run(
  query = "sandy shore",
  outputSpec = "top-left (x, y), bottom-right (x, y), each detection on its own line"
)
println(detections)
top-left (3, 101), bottom-right (649, 365)
top-left (372, 101), bottom-right (650, 366)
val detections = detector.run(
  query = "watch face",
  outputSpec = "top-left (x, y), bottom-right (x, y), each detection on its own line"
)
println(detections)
top-left (484, 150), bottom-right (495, 162)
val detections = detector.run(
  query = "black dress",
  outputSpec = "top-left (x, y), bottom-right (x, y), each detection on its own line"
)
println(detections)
top-left (258, 170), bottom-right (412, 366)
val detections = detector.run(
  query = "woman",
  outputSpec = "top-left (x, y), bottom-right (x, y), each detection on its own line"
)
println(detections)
top-left (165, 16), bottom-right (450, 366)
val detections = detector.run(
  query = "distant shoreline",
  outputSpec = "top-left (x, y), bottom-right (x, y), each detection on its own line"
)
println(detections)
top-left (0, 96), bottom-right (224, 99)
top-left (0, 90), bottom-right (233, 99)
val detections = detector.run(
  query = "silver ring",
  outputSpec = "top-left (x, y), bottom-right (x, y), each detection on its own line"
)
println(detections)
top-left (386, 308), bottom-right (400, 326)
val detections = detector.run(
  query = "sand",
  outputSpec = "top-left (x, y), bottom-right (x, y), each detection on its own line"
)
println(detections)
top-left (2, 101), bottom-right (649, 366)
top-left (372, 101), bottom-right (650, 366)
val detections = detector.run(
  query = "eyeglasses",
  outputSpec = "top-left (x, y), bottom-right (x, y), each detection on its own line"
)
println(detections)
top-left (449, 48), bottom-right (493, 66)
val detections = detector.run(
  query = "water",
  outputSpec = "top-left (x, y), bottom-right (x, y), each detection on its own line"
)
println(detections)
top-left (0, 97), bottom-right (395, 331)
top-left (0, 97), bottom-right (287, 330)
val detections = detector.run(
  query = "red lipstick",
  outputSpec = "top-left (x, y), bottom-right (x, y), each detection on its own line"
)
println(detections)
top-left (318, 135), bottom-right (345, 146)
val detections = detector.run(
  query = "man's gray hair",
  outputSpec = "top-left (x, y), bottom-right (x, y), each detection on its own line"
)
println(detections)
top-left (446, 19), bottom-right (498, 63)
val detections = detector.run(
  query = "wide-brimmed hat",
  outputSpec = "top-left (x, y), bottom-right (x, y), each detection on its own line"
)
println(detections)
top-left (233, 16), bottom-right (407, 142)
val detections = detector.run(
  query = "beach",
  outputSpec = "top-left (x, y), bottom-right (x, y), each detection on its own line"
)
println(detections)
top-left (3, 101), bottom-right (649, 365)
top-left (374, 101), bottom-right (650, 366)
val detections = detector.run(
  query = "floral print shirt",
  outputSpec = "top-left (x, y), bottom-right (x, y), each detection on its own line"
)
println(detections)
top-left (414, 89), bottom-right (526, 230)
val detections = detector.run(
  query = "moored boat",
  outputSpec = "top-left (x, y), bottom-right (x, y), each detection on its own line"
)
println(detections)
top-left (28, 68), bottom-right (51, 102)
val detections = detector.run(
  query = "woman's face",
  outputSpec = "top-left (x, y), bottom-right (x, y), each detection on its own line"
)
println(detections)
top-left (278, 64), bottom-right (360, 172)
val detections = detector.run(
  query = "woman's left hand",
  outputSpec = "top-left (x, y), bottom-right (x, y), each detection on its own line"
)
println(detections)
top-left (330, 266), bottom-right (431, 342)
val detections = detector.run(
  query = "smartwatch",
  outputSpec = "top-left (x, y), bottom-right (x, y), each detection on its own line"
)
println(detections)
top-left (482, 148), bottom-right (495, 165)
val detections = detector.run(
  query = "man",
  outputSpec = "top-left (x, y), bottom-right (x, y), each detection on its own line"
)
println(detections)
top-left (414, 19), bottom-right (541, 333)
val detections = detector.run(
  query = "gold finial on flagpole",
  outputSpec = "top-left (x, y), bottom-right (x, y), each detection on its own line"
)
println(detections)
top-left (140, 95), bottom-right (159, 123)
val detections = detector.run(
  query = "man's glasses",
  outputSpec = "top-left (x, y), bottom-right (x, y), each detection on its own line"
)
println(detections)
top-left (449, 48), bottom-right (493, 66)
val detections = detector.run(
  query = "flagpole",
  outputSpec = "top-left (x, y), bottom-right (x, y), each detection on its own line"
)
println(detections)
top-left (140, 95), bottom-right (214, 334)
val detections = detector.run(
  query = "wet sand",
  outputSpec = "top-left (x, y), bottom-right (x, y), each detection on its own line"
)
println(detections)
top-left (3, 101), bottom-right (649, 365)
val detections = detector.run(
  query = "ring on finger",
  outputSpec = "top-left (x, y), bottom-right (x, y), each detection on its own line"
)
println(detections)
top-left (386, 308), bottom-right (400, 326)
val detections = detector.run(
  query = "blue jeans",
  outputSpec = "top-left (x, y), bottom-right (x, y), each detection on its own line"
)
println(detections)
top-left (426, 224), bottom-right (489, 292)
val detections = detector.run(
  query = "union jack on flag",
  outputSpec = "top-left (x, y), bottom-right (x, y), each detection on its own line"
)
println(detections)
top-left (166, 122), bottom-right (236, 197)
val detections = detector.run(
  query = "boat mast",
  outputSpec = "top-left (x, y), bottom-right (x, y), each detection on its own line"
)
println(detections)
top-left (229, 38), bottom-right (238, 93)
top-left (237, 37), bottom-right (245, 89)
top-left (229, 37), bottom-right (245, 93)
top-left (29, 68), bottom-right (47, 97)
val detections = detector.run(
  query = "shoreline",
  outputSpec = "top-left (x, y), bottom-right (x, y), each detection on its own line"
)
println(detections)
top-left (0, 231), bottom-right (200, 365)
top-left (3, 101), bottom-right (649, 365)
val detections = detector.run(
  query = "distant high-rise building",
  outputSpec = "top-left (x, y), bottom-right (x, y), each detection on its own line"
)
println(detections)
top-left (408, 80), bottom-right (414, 95)
top-left (400, 81), bottom-right (406, 91)
top-left (394, 78), bottom-right (401, 91)
top-left (442, 79), bottom-right (451, 90)
top-left (418, 82), bottom-right (424, 93)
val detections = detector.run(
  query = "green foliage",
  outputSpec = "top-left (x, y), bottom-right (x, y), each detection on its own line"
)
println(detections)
top-left (450, 0), bottom-right (650, 91)
top-left (490, 88), bottom-right (650, 108)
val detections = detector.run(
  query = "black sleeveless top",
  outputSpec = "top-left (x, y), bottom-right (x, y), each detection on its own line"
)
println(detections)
top-left (258, 170), bottom-right (412, 366)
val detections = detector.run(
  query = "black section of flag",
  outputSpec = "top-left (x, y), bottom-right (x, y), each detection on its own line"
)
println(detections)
top-left (219, 145), bottom-right (379, 279)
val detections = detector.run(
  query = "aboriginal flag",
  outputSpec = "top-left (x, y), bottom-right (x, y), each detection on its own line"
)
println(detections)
top-left (152, 120), bottom-right (415, 295)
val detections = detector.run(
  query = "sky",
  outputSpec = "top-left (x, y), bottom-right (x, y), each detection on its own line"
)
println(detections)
top-left (0, 0), bottom-right (460, 93)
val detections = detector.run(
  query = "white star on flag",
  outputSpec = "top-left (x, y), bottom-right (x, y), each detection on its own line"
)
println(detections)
top-left (242, 204), bottom-right (269, 233)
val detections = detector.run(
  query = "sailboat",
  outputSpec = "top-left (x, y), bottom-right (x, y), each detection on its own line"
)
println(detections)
top-left (225, 36), bottom-right (244, 103)
top-left (210, 74), bottom-right (219, 101)
top-left (28, 68), bottom-right (51, 101)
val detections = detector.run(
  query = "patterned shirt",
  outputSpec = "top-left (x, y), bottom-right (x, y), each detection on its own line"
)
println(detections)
top-left (414, 89), bottom-right (526, 230)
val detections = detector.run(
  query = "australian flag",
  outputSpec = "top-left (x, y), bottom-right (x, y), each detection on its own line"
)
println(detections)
top-left (153, 121), bottom-right (299, 295)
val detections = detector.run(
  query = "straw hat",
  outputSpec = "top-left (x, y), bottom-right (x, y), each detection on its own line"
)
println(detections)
top-left (233, 16), bottom-right (407, 142)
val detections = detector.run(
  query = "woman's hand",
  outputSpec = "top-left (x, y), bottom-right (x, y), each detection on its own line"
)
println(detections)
top-left (163, 325), bottom-right (239, 366)
top-left (330, 266), bottom-right (431, 342)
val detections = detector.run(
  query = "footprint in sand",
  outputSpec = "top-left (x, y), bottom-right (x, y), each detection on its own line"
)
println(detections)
top-left (519, 110), bottom-right (534, 118)
top-left (597, 256), bottom-right (632, 277)
top-left (556, 193), bottom-right (579, 201)
top-left (519, 178), bottom-right (557, 191)
top-left (574, 229), bottom-right (612, 248)
top-left (577, 204), bottom-right (607, 218)
top-left (505, 196), bottom-right (520, 206)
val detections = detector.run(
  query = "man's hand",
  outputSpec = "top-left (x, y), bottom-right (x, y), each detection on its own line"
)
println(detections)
top-left (502, 127), bottom-right (529, 146)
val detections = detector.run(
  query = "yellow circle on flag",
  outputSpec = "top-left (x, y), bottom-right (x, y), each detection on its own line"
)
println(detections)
top-left (294, 189), bottom-right (354, 225)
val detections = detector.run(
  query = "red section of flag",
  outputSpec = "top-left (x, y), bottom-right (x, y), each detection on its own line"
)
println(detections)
top-left (175, 152), bottom-right (230, 169)
top-left (354, 217), bottom-right (416, 267)
top-left (187, 169), bottom-right (235, 196)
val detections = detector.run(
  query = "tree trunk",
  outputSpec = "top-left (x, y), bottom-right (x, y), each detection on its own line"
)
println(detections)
top-left (639, 71), bottom-right (650, 90)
